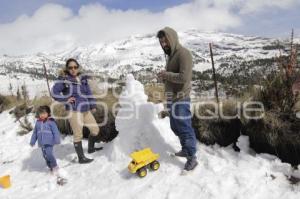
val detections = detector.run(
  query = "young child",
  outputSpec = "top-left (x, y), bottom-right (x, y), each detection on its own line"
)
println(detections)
top-left (30, 105), bottom-right (61, 174)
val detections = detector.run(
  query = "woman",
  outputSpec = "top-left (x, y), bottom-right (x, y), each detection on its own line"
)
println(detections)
top-left (52, 58), bottom-right (102, 164)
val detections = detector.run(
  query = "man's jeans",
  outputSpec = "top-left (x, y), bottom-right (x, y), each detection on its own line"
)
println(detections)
top-left (167, 99), bottom-right (197, 157)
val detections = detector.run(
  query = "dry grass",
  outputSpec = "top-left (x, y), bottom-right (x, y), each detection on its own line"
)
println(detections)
top-left (144, 83), bottom-right (165, 104)
top-left (192, 99), bottom-right (241, 146)
top-left (293, 95), bottom-right (300, 112)
top-left (96, 88), bottom-right (119, 112)
top-left (32, 95), bottom-right (52, 108)
top-left (241, 72), bottom-right (300, 166)
top-left (194, 99), bottom-right (239, 118)
top-left (17, 116), bottom-right (33, 135)
top-left (262, 112), bottom-right (289, 147)
top-left (0, 95), bottom-right (20, 112)
top-left (31, 95), bottom-right (53, 117)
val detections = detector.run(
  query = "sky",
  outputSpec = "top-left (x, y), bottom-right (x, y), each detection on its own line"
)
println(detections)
top-left (0, 0), bottom-right (299, 55)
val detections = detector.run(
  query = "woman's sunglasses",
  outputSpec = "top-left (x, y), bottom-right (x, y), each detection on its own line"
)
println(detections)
top-left (68, 65), bottom-right (79, 70)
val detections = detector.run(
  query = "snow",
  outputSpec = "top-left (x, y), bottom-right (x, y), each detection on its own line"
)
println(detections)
top-left (0, 74), bottom-right (50, 98)
top-left (113, 74), bottom-right (177, 162)
top-left (1, 75), bottom-right (300, 198)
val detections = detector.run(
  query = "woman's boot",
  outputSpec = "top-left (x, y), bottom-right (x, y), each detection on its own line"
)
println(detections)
top-left (88, 135), bottom-right (103, 154)
top-left (74, 141), bottom-right (93, 164)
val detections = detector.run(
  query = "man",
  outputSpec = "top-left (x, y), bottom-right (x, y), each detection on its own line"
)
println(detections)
top-left (157, 27), bottom-right (198, 172)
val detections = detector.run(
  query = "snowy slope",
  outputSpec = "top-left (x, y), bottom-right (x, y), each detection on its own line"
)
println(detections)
top-left (0, 30), bottom-right (291, 79)
top-left (1, 75), bottom-right (300, 199)
top-left (0, 30), bottom-right (296, 99)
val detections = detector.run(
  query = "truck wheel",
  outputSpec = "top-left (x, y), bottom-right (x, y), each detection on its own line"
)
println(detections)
top-left (137, 167), bottom-right (147, 178)
top-left (150, 161), bottom-right (160, 171)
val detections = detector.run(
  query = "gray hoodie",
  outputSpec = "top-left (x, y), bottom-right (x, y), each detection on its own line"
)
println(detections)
top-left (158, 27), bottom-right (193, 101)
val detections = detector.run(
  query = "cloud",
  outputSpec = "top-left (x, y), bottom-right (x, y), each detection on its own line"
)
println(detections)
top-left (0, 1), bottom-right (241, 55)
top-left (0, 0), bottom-right (298, 55)
top-left (204, 0), bottom-right (299, 14)
top-left (239, 0), bottom-right (299, 14)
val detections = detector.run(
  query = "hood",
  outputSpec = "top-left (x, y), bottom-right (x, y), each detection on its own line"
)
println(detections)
top-left (57, 69), bottom-right (90, 83)
top-left (158, 27), bottom-right (180, 56)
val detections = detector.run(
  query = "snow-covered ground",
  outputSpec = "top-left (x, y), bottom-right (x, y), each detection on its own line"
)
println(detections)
top-left (1, 75), bottom-right (300, 199)
top-left (0, 74), bottom-right (50, 98)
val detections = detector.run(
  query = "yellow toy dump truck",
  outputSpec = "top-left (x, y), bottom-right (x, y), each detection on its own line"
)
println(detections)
top-left (128, 148), bottom-right (160, 178)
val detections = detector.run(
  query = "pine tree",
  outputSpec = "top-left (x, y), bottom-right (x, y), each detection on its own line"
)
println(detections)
top-left (8, 82), bottom-right (13, 96)
top-left (16, 87), bottom-right (21, 101)
top-left (21, 83), bottom-right (29, 103)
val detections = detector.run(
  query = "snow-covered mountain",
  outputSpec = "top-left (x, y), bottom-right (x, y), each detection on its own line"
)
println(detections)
top-left (0, 30), bottom-right (298, 99)
top-left (0, 30), bottom-right (294, 80)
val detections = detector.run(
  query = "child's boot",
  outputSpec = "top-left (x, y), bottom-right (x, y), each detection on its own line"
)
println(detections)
top-left (51, 166), bottom-right (60, 176)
